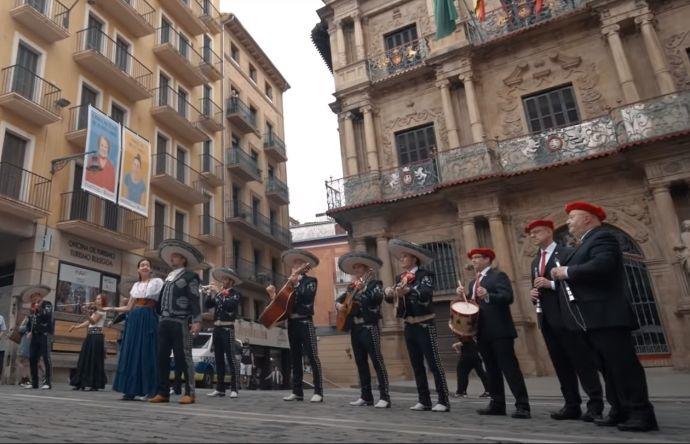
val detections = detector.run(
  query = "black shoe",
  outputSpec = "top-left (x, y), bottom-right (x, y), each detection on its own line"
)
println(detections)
top-left (581, 410), bottom-right (603, 423)
top-left (550, 407), bottom-right (582, 420)
top-left (617, 417), bottom-right (659, 432)
top-left (121, 395), bottom-right (136, 401)
top-left (595, 414), bottom-right (626, 427)
top-left (477, 405), bottom-right (506, 416)
top-left (512, 408), bottom-right (531, 419)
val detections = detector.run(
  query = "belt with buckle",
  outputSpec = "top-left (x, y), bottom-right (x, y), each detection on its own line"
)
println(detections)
top-left (352, 317), bottom-right (365, 325)
top-left (88, 327), bottom-right (103, 334)
top-left (214, 321), bottom-right (234, 328)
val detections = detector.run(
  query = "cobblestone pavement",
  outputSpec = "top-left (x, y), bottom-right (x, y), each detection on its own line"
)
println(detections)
top-left (0, 384), bottom-right (688, 443)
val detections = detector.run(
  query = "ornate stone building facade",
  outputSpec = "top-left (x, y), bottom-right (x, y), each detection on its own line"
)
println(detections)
top-left (313, 0), bottom-right (690, 382)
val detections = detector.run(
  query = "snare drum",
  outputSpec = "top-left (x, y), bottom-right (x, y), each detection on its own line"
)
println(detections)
top-left (448, 301), bottom-right (479, 338)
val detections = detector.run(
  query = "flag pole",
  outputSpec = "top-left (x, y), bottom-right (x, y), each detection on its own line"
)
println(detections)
top-left (458, 0), bottom-right (486, 43)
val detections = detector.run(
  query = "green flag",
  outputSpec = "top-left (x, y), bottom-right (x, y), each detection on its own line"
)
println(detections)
top-left (435, 0), bottom-right (459, 39)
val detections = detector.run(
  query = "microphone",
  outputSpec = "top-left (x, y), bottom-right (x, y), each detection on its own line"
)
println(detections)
top-left (553, 253), bottom-right (576, 303)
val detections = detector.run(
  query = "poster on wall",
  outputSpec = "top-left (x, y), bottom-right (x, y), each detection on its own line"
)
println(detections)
top-left (82, 106), bottom-right (122, 203)
top-left (118, 128), bottom-right (151, 217)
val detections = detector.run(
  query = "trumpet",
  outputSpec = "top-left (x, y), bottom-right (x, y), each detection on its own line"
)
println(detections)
top-left (200, 284), bottom-right (216, 296)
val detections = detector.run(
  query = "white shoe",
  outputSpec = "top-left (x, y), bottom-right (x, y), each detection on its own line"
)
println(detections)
top-left (229, 391), bottom-right (238, 399)
top-left (283, 394), bottom-right (303, 401)
top-left (169, 388), bottom-right (175, 396)
top-left (310, 394), bottom-right (323, 403)
top-left (40, 384), bottom-right (51, 390)
top-left (375, 399), bottom-right (391, 409)
top-left (23, 384), bottom-right (35, 389)
top-left (349, 398), bottom-right (370, 406)
top-left (432, 403), bottom-right (449, 412)
top-left (207, 390), bottom-right (225, 397)
top-left (409, 402), bottom-right (430, 411)
top-left (134, 396), bottom-right (148, 401)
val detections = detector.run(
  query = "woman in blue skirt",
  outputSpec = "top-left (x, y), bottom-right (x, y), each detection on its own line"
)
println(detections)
top-left (106, 259), bottom-right (163, 400)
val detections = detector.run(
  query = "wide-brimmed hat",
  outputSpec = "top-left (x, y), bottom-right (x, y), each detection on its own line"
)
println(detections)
top-left (212, 267), bottom-right (243, 286)
top-left (158, 239), bottom-right (204, 269)
top-left (338, 252), bottom-right (383, 275)
top-left (19, 285), bottom-right (51, 301)
top-left (388, 239), bottom-right (433, 265)
top-left (281, 249), bottom-right (319, 268)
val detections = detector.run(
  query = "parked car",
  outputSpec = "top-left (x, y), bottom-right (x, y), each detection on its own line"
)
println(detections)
top-left (170, 331), bottom-right (243, 388)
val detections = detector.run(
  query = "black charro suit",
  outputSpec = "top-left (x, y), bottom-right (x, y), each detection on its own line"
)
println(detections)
top-left (531, 243), bottom-right (603, 415)
top-left (468, 268), bottom-right (529, 411)
top-left (560, 226), bottom-right (656, 427)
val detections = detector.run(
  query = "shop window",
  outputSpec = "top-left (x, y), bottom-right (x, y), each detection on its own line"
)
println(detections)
top-left (55, 262), bottom-right (120, 315)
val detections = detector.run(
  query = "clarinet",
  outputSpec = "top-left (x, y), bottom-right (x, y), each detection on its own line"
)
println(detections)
top-left (533, 267), bottom-right (542, 314)
top-left (553, 255), bottom-right (576, 303)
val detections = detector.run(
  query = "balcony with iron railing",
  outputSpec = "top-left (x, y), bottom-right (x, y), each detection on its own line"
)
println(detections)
top-left (226, 147), bottom-right (261, 182)
top-left (164, 0), bottom-right (208, 36)
top-left (200, 45), bottom-right (222, 82)
top-left (97, 0), bottom-right (156, 37)
top-left (198, 97), bottom-right (224, 133)
top-left (65, 103), bottom-right (106, 148)
top-left (226, 201), bottom-right (291, 248)
top-left (226, 96), bottom-right (259, 135)
top-left (266, 176), bottom-right (290, 206)
top-left (327, 90), bottom-right (690, 212)
top-left (367, 39), bottom-right (430, 84)
top-left (74, 27), bottom-right (153, 102)
top-left (264, 132), bottom-right (288, 163)
top-left (198, 214), bottom-right (224, 246)
top-left (154, 26), bottom-right (207, 86)
top-left (10, 0), bottom-right (70, 43)
top-left (150, 86), bottom-right (208, 143)
top-left (0, 162), bottom-right (51, 220)
top-left (465, 0), bottom-right (588, 46)
top-left (0, 65), bottom-right (62, 126)
top-left (233, 257), bottom-right (287, 289)
top-left (151, 152), bottom-right (209, 204)
top-left (199, 0), bottom-right (222, 34)
top-left (57, 191), bottom-right (147, 250)
top-left (144, 224), bottom-right (203, 260)
top-left (199, 152), bottom-right (223, 187)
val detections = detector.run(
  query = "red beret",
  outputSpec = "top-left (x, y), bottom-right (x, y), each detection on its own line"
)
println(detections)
top-left (565, 201), bottom-right (607, 221)
top-left (525, 219), bottom-right (555, 233)
top-left (467, 248), bottom-right (496, 261)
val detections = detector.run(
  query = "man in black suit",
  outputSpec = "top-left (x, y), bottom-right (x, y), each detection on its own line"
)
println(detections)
top-left (526, 219), bottom-right (604, 422)
top-left (464, 248), bottom-right (530, 419)
top-left (551, 201), bottom-right (658, 432)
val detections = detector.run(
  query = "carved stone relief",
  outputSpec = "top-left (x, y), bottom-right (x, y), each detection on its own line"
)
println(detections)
top-left (663, 32), bottom-right (690, 90)
top-left (497, 52), bottom-right (609, 138)
top-left (365, 0), bottom-right (433, 56)
top-left (380, 107), bottom-right (448, 167)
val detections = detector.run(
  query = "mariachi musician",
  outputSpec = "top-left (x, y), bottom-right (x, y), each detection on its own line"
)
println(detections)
top-left (204, 267), bottom-right (243, 399)
top-left (23, 285), bottom-right (54, 390)
top-left (335, 252), bottom-right (391, 408)
top-left (384, 239), bottom-right (450, 412)
top-left (526, 219), bottom-right (604, 422)
top-left (267, 249), bottom-right (323, 403)
top-left (464, 248), bottom-right (530, 419)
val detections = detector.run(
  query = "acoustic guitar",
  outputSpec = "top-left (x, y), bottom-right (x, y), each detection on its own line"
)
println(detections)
top-left (335, 270), bottom-right (373, 332)
top-left (259, 263), bottom-right (311, 329)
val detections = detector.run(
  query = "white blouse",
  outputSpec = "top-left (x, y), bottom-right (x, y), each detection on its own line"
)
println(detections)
top-left (91, 311), bottom-right (107, 328)
top-left (130, 278), bottom-right (164, 301)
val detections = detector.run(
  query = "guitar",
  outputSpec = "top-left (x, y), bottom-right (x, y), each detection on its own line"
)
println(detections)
top-left (259, 263), bottom-right (311, 329)
top-left (336, 270), bottom-right (374, 332)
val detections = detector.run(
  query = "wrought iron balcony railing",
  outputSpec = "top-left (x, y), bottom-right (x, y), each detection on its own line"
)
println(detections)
top-left (264, 132), bottom-right (287, 158)
top-left (60, 191), bottom-right (147, 241)
top-left (233, 257), bottom-right (287, 288)
top-left (199, 96), bottom-right (223, 127)
top-left (227, 201), bottom-right (291, 246)
top-left (147, 224), bottom-right (201, 252)
top-left (152, 152), bottom-right (206, 191)
top-left (0, 162), bottom-right (51, 212)
top-left (200, 152), bottom-right (223, 178)
top-left (227, 96), bottom-right (258, 128)
top-left (226, 147), bottom-right (260, 177)
top-left (155, 25), bottom-right (204, 65)
top-left (327, 90), bottom-right (690, 211)
top-left (199, 214), bottom-right (224, 240)
top-left (14, 0), bottom-right (70, 31)
top-left (152, 85), bottom-right (203, 123)
top-left (368, 39), bottom-right (429, 83)
top-left (266, 176), bottom-right (289, 201)
top-left (466, 0), bottom-right (586, 45)
top-left (201, 44), bottom-right (222, 73)
top-left (0, 64), bottom-right (61, 116)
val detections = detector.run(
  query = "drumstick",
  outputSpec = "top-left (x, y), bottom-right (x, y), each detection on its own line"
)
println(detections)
top-left (456, 280), bottom-right (468, 303)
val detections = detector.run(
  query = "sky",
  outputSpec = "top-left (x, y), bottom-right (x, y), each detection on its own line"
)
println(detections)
top-left (220, 0), bottom-right (342, 224)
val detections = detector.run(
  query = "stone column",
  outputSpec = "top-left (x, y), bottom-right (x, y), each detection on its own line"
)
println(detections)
top-left (488, 214), bottom-right (517, 280)
top-left (602, 24), bottom-right (640, 103)
top-left (651, 184), bottom-right (683, 250)
top-left (459, 73), bottom-right (485, 143)
top-left (343, 112), bottom-right (359, 176)
top-left (361, 105), bottom-right (379, 171)
top-left (376, 235), bottom-right (396, 326)
top-left (328, 26), bottom-right (339, 70)
top-left (353, 13), bottom-right (365, 61)
top-left (437, 79), bottom-right (461, 149)
top-left (636, 14), bottom-right (676, 95)
top-left (335, 20), bottom-right (347, 69)
top-left (353, 238), bottom-right (367, 252)
top-left (461, 217), bottom-right (479, 251)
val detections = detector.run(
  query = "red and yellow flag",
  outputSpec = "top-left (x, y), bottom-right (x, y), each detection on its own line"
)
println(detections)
top-left (475, 0), bottom-right (486, 21)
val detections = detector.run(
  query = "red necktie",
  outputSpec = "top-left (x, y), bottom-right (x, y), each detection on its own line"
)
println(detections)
top-left (539, 250), bottom-right (547, 277)
top-left (473, 273), bottom-right (481, 297)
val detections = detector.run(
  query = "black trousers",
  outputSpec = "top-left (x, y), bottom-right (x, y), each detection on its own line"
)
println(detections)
top-left (213, 326), bottom-right (238, 393)
top-left (542, 321), bottom-right (603, 413)
top-left (157, 318), bottom-right (194, 397)
top-left (456, 348), bottom-right (489, 394)
top-left (478, 337), bottom-right (529, 410)
top-left (287, 317), bottom-right (322, 397)
top-left (351, 323), bottom-right (390, 402)
top-left (586, 328), bottom-right (655, 422)
top-left (30, 333), bottom-right (51, 388)
top-left (403, 321), bottom-right (450, 408)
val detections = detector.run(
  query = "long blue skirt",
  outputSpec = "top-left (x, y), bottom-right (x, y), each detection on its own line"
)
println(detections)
top-left (113, 306), bottom-right (159, 397)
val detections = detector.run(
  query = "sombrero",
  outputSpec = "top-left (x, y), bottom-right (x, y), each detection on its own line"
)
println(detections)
top-left (281, 249), bottom-right (319, 268)
top-left (388, 239), bottom-right (433, 265)
top-left (212, 267), bottom-right (243, 286)
top-left (338, 252), bottom-right (383, 275)
top-left (158, 239), bottom-right (204, 269)
top-left (19, 285), bottom-right (51, 300)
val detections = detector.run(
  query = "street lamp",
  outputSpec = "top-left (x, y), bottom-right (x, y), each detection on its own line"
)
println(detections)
top-left (50, 150), bottom-right (98, 176)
